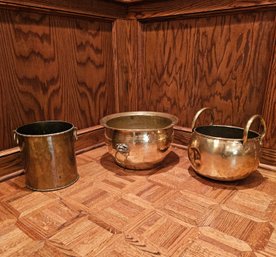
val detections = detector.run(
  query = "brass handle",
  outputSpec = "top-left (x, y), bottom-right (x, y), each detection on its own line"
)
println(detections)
top-left (115, 143), bottom-right (129, 154)
top-left (13, 130), bottom-right (19, 145)
top-left (243, 115), bottom-right (266, 145)
top-left (191, 107), bottom-right (215, 131)
top-left (73, 127), bottom-right (78, 141)
top-left (115, 143), bottom-right (129, 165)
top-left (188, 146), bottom-right (201, 170)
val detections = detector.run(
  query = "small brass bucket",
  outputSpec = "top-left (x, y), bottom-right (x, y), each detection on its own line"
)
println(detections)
top-left (14, 121), bottom-right (79, 191)
top-left (188, 108), bottom-right (266, 181)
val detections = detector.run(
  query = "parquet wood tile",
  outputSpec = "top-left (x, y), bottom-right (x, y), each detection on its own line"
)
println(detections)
top-left (0, 145), bottom-right (276, 256)
top-left (223, 189), bottom-right (276, 221)
top-left (0, 224), bottom-right (42, 257)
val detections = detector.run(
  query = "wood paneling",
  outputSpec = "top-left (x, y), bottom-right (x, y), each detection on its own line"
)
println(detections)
top-left (0, 9), bottom-right (115, 150)
top-left (262, 17), bottom-right (276, 150)
top-left (0, 0), bottom-right (126, 20)
top-left (113, 19), bottom-right (140, 112)
top-left (128, 0), bottom-right (276, 20)
top-left (138, 11), bottom-right (275, 134)
top-left (0, 146), bottom-right (276, 256)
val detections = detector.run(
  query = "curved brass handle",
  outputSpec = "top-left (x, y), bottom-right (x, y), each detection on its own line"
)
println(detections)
top-left (73, 127), bottom-right (78, 141)
top-left (13, 130), bottom-right (19, 145)
top-left (188, 146), bottom-right (201, 170)
top-left (114, 143), bottom-right (129, 165)
top-left (191, 107), bottom-right (215, 131)
top-left (243, 115), bottom-right (266, 145)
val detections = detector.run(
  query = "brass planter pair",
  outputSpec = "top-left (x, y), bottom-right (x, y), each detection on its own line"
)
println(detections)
top-left (14, 121), bottom-right (79, 191)
top-left (188, 108), bottom-right (266, 181)
top-left (101, 111), bottom-right (178, 170)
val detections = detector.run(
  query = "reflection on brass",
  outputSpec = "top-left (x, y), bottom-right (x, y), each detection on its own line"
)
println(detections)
top-left (101, 111), bottom-right (178, 170)
top-left (14, 121), bottom-right (79, 191)
top-left (188, 108), bottom-right (266, 181)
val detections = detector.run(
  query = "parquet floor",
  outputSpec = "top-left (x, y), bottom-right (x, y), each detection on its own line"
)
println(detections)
top-left (0, 146), bottom-right (276, 256)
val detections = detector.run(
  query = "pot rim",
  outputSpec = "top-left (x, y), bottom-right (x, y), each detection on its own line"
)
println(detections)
top-left (100, 111), bottom-right (179, 132)
top-left (193, 124), bottom-right (261, 142)
top-left (15, 120), bottom-right (75, 138)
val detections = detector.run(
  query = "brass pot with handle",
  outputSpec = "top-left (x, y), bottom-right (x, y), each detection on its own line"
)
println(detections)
top-left (101, 111), bottom-right (178, 170)
top-left (188, 107), bottom-right (266, 181)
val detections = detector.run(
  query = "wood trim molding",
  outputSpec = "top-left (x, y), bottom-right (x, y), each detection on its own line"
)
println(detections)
top-left (1, 0), bottom-right (274, 20)
top-left (0, 125), bottom-right (105, 182)
top-left (127, 0), bottom-right (276, 20)
top-left (1, 125), bottom-right (275, 182)
top-left (0, 0), bottom-right (127, 20)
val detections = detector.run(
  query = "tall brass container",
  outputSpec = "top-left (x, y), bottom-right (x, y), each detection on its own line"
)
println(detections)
top-left (14, 121), bottom-right (79, 191)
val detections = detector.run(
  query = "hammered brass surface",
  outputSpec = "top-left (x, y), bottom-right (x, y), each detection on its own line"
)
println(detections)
top-left (188, 108), bottom-right (266, 181)
top-left (101, 112), bottom-right (178, 169)
top-left (15, 121), bottom-right (79, 191)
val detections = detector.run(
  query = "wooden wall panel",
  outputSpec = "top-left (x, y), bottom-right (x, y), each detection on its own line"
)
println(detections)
top-left (138, 11), bottom-right (275, 133)
top-left (0, 9), bottom-right (115, 150)
top-left (262, 20), bottom-right (276, 149)
top-left (113, 19), bottom-right (140, 112)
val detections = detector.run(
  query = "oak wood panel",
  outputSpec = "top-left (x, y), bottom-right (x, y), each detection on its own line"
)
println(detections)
top-left (261, 147), bottom-right (276, 167)
top-left (0, 9), bottom-right (115, 150)
top-left (113, 19), bottom-right (140, 112)
top-left (0, 0), bottom-right (126, 20)
top-left (138, 11), bottom-right (275, 140)
top-left (262, 16), bottom-right (276, 150)
top-left (128, 0), bottom-right (276, 20)
top-left (0, 146), bottom-right (276, 256)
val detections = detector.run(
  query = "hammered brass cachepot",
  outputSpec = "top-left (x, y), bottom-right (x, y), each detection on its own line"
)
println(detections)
top-left (188, 107), bottom-right (266, 181)
top-left (101, 111), bottom-right (178, 170)
top-left (14, 121), bottom-right (79, 191)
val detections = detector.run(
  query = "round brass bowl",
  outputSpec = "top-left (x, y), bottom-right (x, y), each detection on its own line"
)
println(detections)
top-left (188, 108), bottom-right (266, 181)
top-left (100, 111), bottom-right (178, 170)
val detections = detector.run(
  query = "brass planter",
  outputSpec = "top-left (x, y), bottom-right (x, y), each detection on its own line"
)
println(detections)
top-left (101, 111), bottom-right (178, 170)
top-left (14, 121), bottom-right (79, 191)
top-left (188, 108), bottom-right (266, 181)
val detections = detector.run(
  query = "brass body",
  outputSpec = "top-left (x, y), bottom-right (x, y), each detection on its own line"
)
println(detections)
top-left (188, 108), bottom-right (266, 181)
top-left (14, 121), bottom-right (79, 191)
top-left (101, 111), bottom-right (178, 170)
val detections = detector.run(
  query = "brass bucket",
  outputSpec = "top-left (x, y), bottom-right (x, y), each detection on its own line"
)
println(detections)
top-left (188, 108), bottom-right (266, 181)
top-left (14, 121), bottom-right (79, 191)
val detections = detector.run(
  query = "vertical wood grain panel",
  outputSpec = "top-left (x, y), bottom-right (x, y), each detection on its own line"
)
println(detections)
top-left (138, 11), bottom-right (275, 132)
top-left (0, 9), bottom-right (115, 150)
top-left (262, 16), bottom-right (276, 149)
top-left (113, 19), bottom-right (140, 112)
